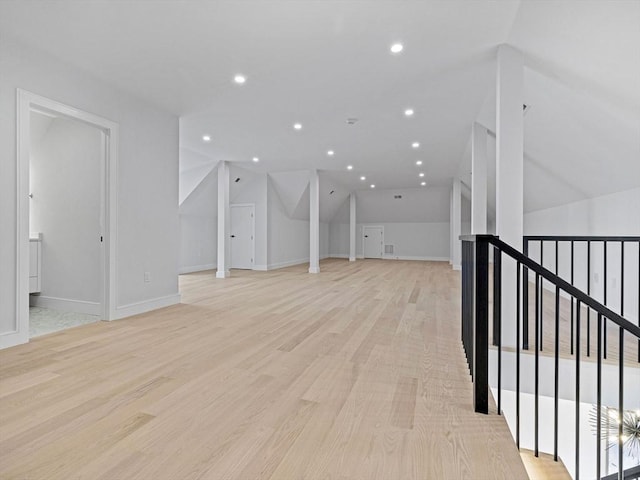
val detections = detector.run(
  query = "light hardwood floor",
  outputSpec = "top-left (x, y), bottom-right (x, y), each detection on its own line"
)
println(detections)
top-left (0, 259), bottom-right (529, 480)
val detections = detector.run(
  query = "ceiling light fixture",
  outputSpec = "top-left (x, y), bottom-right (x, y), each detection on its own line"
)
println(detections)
top-left (347, 165), bottom-right (353, 170)
top-left (202, 135), bottom-right (211, 142)
top-left (404, 108), bottom-right (414, 117)
top-left (360, 176), bottom-right (366, 181)
top-left (234, 74), bottom-right (246, 84)
top-left (370, 184), bottom-right (376, 189)
top-left (419, 172), bottom-right (425, 177)
top-left (421, 181), bottom-right (426, 186)
top-left (390, 43), bottom-right (403, 54)
top-left (416, 160), bottom-right (423, 166)
top-left (252, 157), bottom-right (259, 163)
top-left (412, 142), bottom-right (420, 148)
top-left (327, 150), bottom-right (334, 156)
top-left (293, 123), bottom-right (302, 130)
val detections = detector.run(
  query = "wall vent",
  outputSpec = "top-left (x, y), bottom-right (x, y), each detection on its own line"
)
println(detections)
top-left (384, 244), bottom-right (394, 255)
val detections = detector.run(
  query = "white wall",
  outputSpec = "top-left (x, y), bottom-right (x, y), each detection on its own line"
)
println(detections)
top-left (524, 187), bottom-right (640, 324)
top-left (0, 38), bottom-right (179, 343)
top-left (30, 114), bottom-right (102, 310)
top-left (179, 168), bottom-right (217, 274)
top-left (267, 176), bottom-right (310, 269)
top-left (329, 222), bottom-right (350, 258)
top-left (354, 223), bottom-right (450, 260)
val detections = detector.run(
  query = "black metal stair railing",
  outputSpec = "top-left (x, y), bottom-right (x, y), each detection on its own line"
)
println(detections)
top-left (460, 234), bottom-right (640, 480)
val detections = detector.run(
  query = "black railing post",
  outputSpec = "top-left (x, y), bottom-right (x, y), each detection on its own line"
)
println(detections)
top-left (523, 239), bottom-right (529, 350)
top-left (473, 236), bottom-right (490, 414)
top-left (461, 240), bottom-right (474, 375)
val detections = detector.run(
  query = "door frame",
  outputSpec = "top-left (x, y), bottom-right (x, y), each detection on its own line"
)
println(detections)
top-left (12, 89), bottom-right (118, 346)
top-left (230, 203), bottom-right (255, 270)
top-left (362, 225), bottom-right (384, 258)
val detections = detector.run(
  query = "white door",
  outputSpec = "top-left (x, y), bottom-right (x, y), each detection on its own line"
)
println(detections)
top-left (230, 204), bottom-right (254, 269)
top-left (363, 226), bottom-right (383, 258)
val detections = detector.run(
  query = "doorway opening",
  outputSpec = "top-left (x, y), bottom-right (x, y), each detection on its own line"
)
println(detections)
top-left (230, 204), bottom-right (255, 270)
top-left (12, 90), bottom-right (118, 346)
top-left (363, 226), bottom-right (384, 259)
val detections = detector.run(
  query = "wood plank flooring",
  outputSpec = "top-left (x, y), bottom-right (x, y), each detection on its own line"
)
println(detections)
top-left (0, 259), bottom-right (529, 480)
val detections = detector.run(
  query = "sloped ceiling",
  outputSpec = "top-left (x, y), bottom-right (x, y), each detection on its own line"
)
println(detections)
top-left (2, 0), bottom-right (637, 215)
top-left (268, 170), bottom-right (310, 218)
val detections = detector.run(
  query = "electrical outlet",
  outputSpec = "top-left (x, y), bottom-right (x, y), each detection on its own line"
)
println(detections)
top-left (144, 271), bottom-right (151, 283)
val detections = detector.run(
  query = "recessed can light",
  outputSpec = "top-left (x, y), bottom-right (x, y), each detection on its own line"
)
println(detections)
top-left (404, 108), bottom-right (414, 117)
top-left (412, 142), bottom-right (420, 148)
top-left (419, 172), bottom-right (425, 177)
top-left (360, 176), bottom-right (366, 181)
top-left (347, 165), bottom-right (353, 170)
top-left (327, 150), bottom-right (334, 156)
top-left (421, 181), bottom-right (426, 186)
top-left (202, 135), bottom-right (211, 142)
top-left (234, 74), bottom-right (246, 84)
top-left (390, 43), bottom-right (403, 54)
top-left (370, 184), bottom-right (376, 189)
top-left (252, 157), bottom-right (259, 163)
top-left (293, 123), bottom-right (302, 130)
top-left (416, 160), bottom-right (423, 166)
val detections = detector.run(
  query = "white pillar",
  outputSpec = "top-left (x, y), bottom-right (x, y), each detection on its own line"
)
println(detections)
top-left (496, 44), bottom-right (524, 347)
top-left (349, 193), bottom-right (356, 261)
top-left (471, 122), bottom-right (488, 234)
top-left (216, 161), bottom-right (230, 278)
top-left (309, 169), bottom-right (320, 274)
top-left (451, 178), bottom-right (462, 270)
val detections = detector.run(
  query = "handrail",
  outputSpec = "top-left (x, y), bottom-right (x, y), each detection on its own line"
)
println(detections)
top-left (460, 234), bottom-right (639, 480)
top-left (524, 235), bottom-right (640, 242)
top-left (461, 234), bottom-right (640, 338)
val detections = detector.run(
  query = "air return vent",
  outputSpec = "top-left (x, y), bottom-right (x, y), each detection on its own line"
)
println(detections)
top-left (384, 244), bottom-right (395, 255)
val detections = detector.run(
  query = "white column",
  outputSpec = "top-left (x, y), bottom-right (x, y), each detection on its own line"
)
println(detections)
top-left (451, 178), bottom-right (462, 270)
top-left (349, 193), bottom-right (356, 261)
top-left (309, 169), bottom-right (320, 274)
top-left (216, 161), bottom-right (230, 278)
top-left (496, 44), bottom-right (524, 347)
top-left (471, 122), bottom-right (488, 234)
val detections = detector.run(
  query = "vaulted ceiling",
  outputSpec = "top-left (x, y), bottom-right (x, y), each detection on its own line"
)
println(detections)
top-left (1, 0), bottom-right (638, 212)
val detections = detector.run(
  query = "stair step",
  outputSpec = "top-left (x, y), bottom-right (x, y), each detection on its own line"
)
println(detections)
top-left (520, 449), bottom-right (571, 480)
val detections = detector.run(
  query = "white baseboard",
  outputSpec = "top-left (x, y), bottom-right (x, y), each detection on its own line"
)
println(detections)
top-left (114, 293), bottom-right (181, 320)
top-left (382, 255), bottom-right (450, 262)
top-left (179, 263), bottom-right (215, 274)
top-left (0, 330), bottom-right (29, 350)
top-left (30, 295), bottom-right (101, 315)
top-left (452, 264), bottom-right (462, 271)
top-left (252, 264), bottom-right (268, 271)
top-left (267, 258), bottom-right (309, 270)
top-left (329, 253), bottom-right (349, 258)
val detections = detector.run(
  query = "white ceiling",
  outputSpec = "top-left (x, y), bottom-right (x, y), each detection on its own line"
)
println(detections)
top-left (1, 0), bottom-right (638, 207)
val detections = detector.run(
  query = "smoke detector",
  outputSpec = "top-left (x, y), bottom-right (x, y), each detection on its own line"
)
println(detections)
top-left (346, 118), bottom-right (358, 125)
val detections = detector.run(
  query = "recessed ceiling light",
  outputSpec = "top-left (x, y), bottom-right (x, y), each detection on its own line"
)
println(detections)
top-left (202, 135), bottom-right (211, 142)
top-left (390, 43), bottom-right (403, 54)
top-left (327, 150), bottom-right (334, 156)
top-left (404, 108), bottom-right (414, 117)
top-left (234, 74), bottom-right (246, 84)
top-left (252, 157), bottom-right (259, 163)
top-left (416, 160), bottom-right (423, 166)
top-left (293, 123), bottom-right (302, 130)
top-left (360, 176), bottom-right (366, 181)
top-left (347, 165), bottom-right (353, 170)
top-left (370, 184), bottom-right (376, 189)
top-left (421, 181), bottom-right (426, 186)
top-left (412, 142), bottom-right (420, 148)
top-left (419, 172), bottom-right (425, 177)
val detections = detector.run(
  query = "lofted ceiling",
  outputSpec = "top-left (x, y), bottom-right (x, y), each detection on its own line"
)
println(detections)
top-left (1, 0), bottom-right (638, 207)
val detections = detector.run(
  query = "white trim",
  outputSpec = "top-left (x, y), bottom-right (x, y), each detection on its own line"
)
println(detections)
top-left (329, 253), bottom-right (349, 259)
top-left (179, 263), bottom-right (216, 274)
top-left (216, 270), bottom-right (230, 278)
top-left (14, 89), bottom-right (119, 349)
top-left (252, 264), bottom-right (268, 271)
top-left (267, 258), bottom-right (309, 270)
top-left (114, 293), bottom-right (181, 320)
top-left (452, 264), bottom-right (462, 271)
top-left (29, 296), bottom-right (101, 316)
top-left (382, 256), bottom-right (450, 262)
top-left (308, 266), bottom-right (320, 274)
